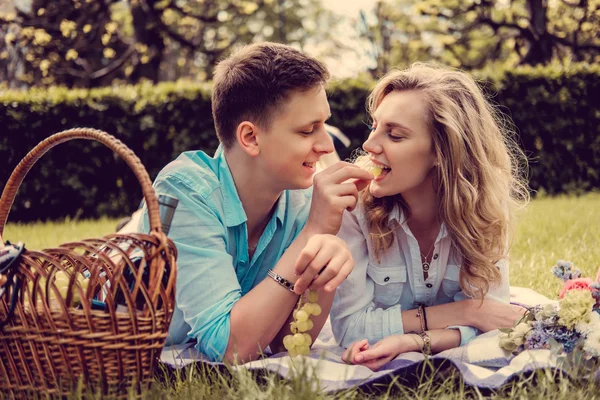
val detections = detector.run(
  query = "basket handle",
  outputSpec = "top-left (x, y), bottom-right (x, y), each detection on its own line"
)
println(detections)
top-left (0, 128), bottom-right (162, 239)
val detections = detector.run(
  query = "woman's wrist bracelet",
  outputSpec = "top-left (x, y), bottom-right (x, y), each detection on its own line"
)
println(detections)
top-left (267, 269), bottom-right (296, 293)
top-left (417, 331), bottom-right (432, 355)
top-left (416, 304), bottom-right (428, 332)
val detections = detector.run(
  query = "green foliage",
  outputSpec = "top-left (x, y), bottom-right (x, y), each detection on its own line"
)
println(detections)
top-left (0, 80), bottom-right (214, 222)
top-left (361, 0), bottom-right (600, 73)
top-left (0, 0), bottom-right (341, 88)
top-left (494, 63), bottom-right (600, 194)
top-left (1, 64), bottom-right (599, 222)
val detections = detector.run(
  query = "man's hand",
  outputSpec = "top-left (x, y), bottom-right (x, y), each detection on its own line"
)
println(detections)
top-left (293, 234), bottom-right (354, 294)
top-left (305, 162), bottom-right (373, 235)
top-left (464, 299), bottom-right (527, 332)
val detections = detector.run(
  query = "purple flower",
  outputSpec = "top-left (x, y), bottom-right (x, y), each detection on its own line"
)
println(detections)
top-left (524, 327), bottom-right (550, 350)
top-left (549, 326), bottom-right (581, 353)
top-left (590, 282), bottom-right (600, 300)
top-left (551, 260), bottom-right (582, 282)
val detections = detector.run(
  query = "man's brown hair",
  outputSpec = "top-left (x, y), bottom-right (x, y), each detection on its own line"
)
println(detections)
top-left (212, 42), bottom-right (330, 149)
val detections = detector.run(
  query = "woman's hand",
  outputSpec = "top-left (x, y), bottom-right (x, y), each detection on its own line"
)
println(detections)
top-left (464, 299), bottom-right (527, 332)
top-left (342, 339), bottom-right (370, 365)
top-left (293, 234), bottom-right (354, 294)
top-left (341, 334), bottom-right (422, 371)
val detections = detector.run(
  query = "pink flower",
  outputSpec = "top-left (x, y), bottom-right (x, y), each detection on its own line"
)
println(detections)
top-left (559, 278), bottom-right (594, 299)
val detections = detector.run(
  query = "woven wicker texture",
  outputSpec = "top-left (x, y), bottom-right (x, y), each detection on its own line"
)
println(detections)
top-left (0, 128), bottom-right (177, 398)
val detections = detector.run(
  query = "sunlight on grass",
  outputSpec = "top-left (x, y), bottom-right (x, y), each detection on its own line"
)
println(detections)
top-left (510, 192), bottom-right (600, 299)
top-left (2, 217), bottom-right (121, 250)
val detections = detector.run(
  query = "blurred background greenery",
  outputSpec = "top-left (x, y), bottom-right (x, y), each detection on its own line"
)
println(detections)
top-left (0, 0), bottom-right (599, 222)
top-left (1, 0), bottom-right (598, 87)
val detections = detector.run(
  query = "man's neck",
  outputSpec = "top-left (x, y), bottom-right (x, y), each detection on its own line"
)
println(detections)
top-left (224, 148), bottom-right (281, 241)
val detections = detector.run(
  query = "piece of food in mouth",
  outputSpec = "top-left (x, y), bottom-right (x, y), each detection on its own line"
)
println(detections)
top-left (369, 166), bottom-right (383, 177)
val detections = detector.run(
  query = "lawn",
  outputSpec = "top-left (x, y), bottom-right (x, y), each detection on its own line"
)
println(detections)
top-left (2, 193), bottom-right (600, 399)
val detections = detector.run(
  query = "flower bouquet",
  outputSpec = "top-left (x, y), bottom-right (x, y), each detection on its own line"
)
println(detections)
top-left (499, 261), bottom-right (600, 364)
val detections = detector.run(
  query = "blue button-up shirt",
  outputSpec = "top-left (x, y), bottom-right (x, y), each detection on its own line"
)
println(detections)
top-left (138, 147), bottom-right (312, 361)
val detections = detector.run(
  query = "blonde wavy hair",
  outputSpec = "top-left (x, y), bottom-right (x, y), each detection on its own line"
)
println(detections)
top-left (363, 63), bottom-right (529, 299)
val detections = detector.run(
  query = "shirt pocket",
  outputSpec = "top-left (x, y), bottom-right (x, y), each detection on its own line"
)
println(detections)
top-left (441, 264), bottom-right (462, 298)
top-left (367, 263), bottom-right (407, 306)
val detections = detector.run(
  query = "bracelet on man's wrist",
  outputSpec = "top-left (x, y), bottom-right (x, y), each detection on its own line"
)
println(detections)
top-left (267, 269), bottom-right (296, 293)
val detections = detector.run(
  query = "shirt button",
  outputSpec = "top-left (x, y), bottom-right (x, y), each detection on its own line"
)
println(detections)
top-left (433, 254), bottom-right (439, 260)
top-left (426, 283), bottom-right (433, 288)
top-left (384, 277), bottom-right (390, 282)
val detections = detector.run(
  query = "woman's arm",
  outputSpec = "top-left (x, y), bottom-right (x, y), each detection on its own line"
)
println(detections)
top-left (344, 329), bottom-right (461, 371)
top-left (331, 210), bottom-right (480, 347)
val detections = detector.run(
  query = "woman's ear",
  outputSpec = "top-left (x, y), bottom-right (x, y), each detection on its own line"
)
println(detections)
top-left (236, 121), bottom-right (260, 157)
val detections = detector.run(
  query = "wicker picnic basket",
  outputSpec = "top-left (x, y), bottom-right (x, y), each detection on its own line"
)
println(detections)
top-left (0, 128), bottom-right (178, 398)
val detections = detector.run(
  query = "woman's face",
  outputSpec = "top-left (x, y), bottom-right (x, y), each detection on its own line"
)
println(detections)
top-left (362, 90), bottom-right (437, 199)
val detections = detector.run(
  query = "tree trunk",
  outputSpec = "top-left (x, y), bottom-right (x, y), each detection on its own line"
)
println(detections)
top-left (521, 0), bottom-right (554, 65)
top-left (130, 0), bottom-right (164, 83)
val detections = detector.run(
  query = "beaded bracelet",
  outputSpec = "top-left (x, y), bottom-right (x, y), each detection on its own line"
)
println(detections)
top-left (416, 304), bottom-right (429, 332)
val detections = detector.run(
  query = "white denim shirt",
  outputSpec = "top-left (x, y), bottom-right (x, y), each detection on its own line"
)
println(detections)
top-left (331, 201), bottom-right (510, 349)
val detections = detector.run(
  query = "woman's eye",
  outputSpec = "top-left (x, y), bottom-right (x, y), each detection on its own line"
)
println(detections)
top-left (301, 127), bottom-right (315, 134)
top-left (388, 133), bottom-right (404, 141)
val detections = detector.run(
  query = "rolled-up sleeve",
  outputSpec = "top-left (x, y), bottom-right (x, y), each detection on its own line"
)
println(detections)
top-left (138, 173), bottom-right (241, 362)
top-left (331, 210), bottom-right (405, 348)
top-left (448, 256), bottom-right (511, 346)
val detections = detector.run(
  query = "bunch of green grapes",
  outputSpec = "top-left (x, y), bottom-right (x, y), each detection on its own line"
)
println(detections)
top-left (283, 289), bottom-right (322, 357)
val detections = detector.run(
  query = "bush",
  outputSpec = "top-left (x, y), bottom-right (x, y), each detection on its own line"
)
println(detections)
top-left (1, 64), bottom-right (598, 222)
top-left (494, 63), bottom-right (600, 194)
top-left (0, 81), bottom-right (215, 222)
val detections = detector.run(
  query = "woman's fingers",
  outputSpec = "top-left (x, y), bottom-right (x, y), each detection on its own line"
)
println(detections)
top-left (354, 345), bottom-right (386, 363)
top-left (361, 357), bottom-right (391, 371)
top-left (342, 339), bottom-right (369, 364)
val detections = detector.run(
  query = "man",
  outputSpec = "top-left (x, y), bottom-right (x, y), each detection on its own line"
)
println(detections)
top-left (139, 42), bottom-right (372, 363)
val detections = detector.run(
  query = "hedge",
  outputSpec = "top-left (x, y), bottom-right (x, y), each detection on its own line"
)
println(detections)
top-left (1, 64), bottom-right (599, 222)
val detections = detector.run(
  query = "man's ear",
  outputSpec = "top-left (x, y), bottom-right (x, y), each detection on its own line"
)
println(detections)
top-left (236, 121), bottom-right (260, 157)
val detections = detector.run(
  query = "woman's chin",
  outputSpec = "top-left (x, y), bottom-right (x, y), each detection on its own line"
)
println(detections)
top-left (368, 183), bottom-right (388, 198)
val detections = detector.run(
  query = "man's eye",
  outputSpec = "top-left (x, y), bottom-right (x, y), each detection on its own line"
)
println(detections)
top-left (301, 127), bottom-right (315, 134)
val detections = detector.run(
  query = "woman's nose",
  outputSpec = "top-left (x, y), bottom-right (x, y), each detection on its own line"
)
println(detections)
top-left (363, 133), bottom-right (382, 154)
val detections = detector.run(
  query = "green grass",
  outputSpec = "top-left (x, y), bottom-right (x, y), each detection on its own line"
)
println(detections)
top-left (3, 194), bottom-right (600, 399)
top-left (3, 216), bottom-right (120, 251)
top-left (510, 193), bottom-right (600, 299)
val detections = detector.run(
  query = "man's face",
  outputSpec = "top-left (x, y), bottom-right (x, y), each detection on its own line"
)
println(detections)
top-left (256, 86), bottom-right (334, 191)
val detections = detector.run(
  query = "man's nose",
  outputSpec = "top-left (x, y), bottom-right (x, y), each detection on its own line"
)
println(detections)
top-left (314, 127), bottom-right (335, 154)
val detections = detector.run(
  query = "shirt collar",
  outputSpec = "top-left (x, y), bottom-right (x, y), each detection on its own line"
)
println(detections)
top-left (387, 204), bottom-right (449, 241)
top-left (216, 145), bottom-right (286, 227)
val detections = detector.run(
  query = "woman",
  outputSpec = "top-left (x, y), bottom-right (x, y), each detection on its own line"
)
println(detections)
top-left (331, 63), bottom-right (530, 371)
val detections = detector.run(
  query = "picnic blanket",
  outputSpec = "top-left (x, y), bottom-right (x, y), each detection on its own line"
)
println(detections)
top-left (159, 286), bottom-right (562, 391)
